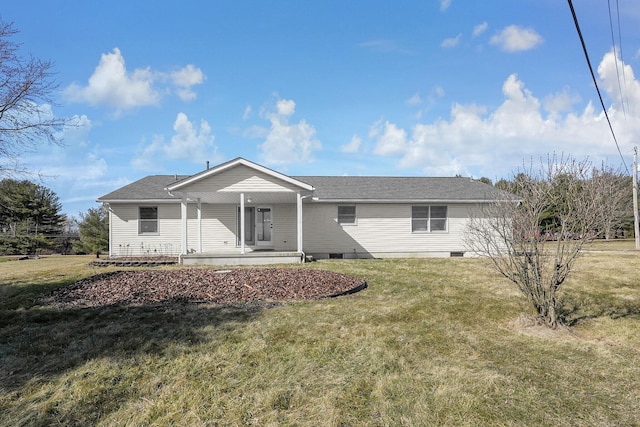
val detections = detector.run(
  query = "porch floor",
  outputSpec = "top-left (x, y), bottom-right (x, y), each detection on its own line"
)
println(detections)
top-left (181, 251), bottom-right (304, 266)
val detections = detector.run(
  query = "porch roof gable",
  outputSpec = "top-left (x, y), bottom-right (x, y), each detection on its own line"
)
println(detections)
top-left (166, 157), bottom-right (314, 193)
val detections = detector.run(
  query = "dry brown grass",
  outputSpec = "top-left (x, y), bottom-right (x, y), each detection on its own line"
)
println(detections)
top-left (1, 254), bottom-right (639, 426)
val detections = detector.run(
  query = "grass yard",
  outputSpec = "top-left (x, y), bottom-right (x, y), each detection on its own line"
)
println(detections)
top-left (582, 238), bottom-right (638, 252)
top-left (0, 251), bottom-right (639, 426)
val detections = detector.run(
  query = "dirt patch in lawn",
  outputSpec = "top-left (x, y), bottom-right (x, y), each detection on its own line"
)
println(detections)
top-left (45, 268), bottom-right (367, 308)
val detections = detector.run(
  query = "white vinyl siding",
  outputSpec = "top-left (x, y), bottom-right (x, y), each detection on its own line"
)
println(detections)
top-left (108, 200), bottom-right (485, 259)
top-left (184, 165), bottom-right (304, 194)
top-left (303, 203), bottom-right (475, 257)
top-left (199, 204), bottom-right (237, 252)
top-left (199, 204), bottom-right (298, 253)
top-left (272, 204), bottom-right (297, 251)
top-left (109, 202), bottom-right (301, 257)
top-left (110, 203), bottom-right (184, 257)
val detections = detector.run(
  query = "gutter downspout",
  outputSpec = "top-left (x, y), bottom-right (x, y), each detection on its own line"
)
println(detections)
top-left (297, 193), bottom-right (312, 262)
top-left (181, 196), bottom-right (188, 258)
top-left (103, 203), bottom-right (113, 258)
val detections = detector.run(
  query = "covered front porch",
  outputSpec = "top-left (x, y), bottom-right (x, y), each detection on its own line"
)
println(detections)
top-left (165, 158), bottom-right (315, 266)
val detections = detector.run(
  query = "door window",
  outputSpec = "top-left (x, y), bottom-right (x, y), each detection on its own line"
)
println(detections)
top-left (257, 207), bottom-right (272, 243)
top-left (236, 207), bottom-right (255, 245)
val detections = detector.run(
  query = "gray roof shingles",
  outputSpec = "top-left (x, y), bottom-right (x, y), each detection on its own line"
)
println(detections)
top-left (98, 174), bottom-right (505, 202)
top-left (293, 176), bottom-right (504, 201)
top-left (98, 175), bottom-right (188, 201)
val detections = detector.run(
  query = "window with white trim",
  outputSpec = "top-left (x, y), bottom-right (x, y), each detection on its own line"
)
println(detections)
top-left (411, 205), bottom-right (448, 232)
top-left (338, 205), bottom-right (357, 225)
top-left (139, 206), bottom-right (158, 234)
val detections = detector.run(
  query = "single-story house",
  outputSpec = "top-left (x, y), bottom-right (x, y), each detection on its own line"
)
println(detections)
top-left (97, 157), bottom-right (506, 265)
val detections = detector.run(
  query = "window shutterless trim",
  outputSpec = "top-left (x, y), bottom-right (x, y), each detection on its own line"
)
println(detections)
top-left (411, 205), bottom-right (448, 233)
top-left (139, 206), bottom-right (159, 234)
top-left (338, 205), bottom-right (357, 225)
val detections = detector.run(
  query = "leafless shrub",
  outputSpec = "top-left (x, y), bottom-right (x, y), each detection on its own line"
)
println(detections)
top-left (466, 154), bottom-right (627, 328)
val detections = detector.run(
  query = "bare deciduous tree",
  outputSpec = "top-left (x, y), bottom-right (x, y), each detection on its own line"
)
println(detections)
top-left (0, 20), bottom-right (68, 176)
top-left (465, 154), bottom-right (626, 328)
top-left (591, 165), bottom-right (633, 240)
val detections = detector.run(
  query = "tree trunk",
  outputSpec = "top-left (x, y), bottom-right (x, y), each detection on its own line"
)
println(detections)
top-left (544, 303), bottom-right (558, 328)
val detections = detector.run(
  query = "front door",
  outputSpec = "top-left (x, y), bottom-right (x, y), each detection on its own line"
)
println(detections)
top-left (237, 206), bottom-right (273, 247)
top-left (256, 207), bottom-right (272, 246)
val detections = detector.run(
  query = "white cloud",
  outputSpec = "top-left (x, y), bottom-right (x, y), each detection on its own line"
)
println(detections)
top-left (65, 48), bottom-right (205, 114)
top-left (243, 105), bottom-right (252, 121)
top-left (258, 99), bottom-right (322, 165)
top-left (473, 22), bottom-right (488, 37)
top-left (597, 49), bottom-right (640, 114)
top-left (371, 52), bottom-right (640, 177)
top-left (276, 99), bottom-right (296, 116)
top-left (440, 0), bottom-right (452, 12)
top-left (20, 114), bottom-right (119, 214)
top-left (170, 64), bottom-right (204, 101)
top-left (32, 115), bottom-right (106, 181)
top-left (406, 92), bottom-right (422, 106)
top-left (132, 112), bottom-right (220, 170)
top-left (543, 88), bottom-right (581, 116)
top-left (341, 135), bottom-right (362, 153)
top-left (441, 33), bottom-right (462, 49)
top-left (169, 112), bottom-right (217, 159)
top-left (373, 121), bottom-right (408, 156)
top-left (407, 86), bottom-right (446, 119)
top-left (50, 114), bottom-right (93, 150)
top-left (64, 48), bottom-right (159, 113)
top-left (44, 152), bottom-right (108, 181)
top-left (490, 25), bottom-right (543, 52)
top-left (369, 118), bottom-right (384, 138)
top-left (242, 125), bottom-right (269, 139)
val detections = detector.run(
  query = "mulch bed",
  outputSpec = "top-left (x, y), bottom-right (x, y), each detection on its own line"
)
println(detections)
top-left (46, 268), bottom-right (367, 308)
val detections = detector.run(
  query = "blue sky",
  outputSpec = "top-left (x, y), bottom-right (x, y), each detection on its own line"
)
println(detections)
top-left (3, 0), bottom-right (640, 216)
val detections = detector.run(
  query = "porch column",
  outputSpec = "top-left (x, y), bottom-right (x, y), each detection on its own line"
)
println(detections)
top-left (181, 196), bottom-right (188, 255)
top-left (297, 192), bottom-right (303, 253)
top-left (197, 198), bottom-right (202, 253)
top-left (240, 193), bottom-right (245, 255)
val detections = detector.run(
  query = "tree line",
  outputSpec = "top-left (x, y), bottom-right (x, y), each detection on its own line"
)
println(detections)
top-left (0, 178), bottom-right (108, 256)
top-left (479, 163), bottom-right (634, 240)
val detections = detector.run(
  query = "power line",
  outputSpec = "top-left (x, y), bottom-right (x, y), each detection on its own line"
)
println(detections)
top-left (615, 0), bottom-right (630, 114)
top-left (607, 0), bottom-right (626, 117)
top-left (567, 0), bottom-right (630, 174)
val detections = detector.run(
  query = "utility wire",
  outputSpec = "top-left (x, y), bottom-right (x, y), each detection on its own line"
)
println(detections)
top-left (567, 0), bottom-right (630, 174)
top-left (607, 0), bottom-right (626, 117)
top-left (615, 0), bottom-right (630, 114)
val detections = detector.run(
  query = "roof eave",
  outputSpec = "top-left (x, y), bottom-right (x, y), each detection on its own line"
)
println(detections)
top-left (97, 198), bottom-right (179, 204)
top-left (310, 198), bottom-right (509, 203)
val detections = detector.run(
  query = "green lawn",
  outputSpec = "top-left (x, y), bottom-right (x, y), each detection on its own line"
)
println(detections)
top-left (0, 254), bottom-right (639, 426)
